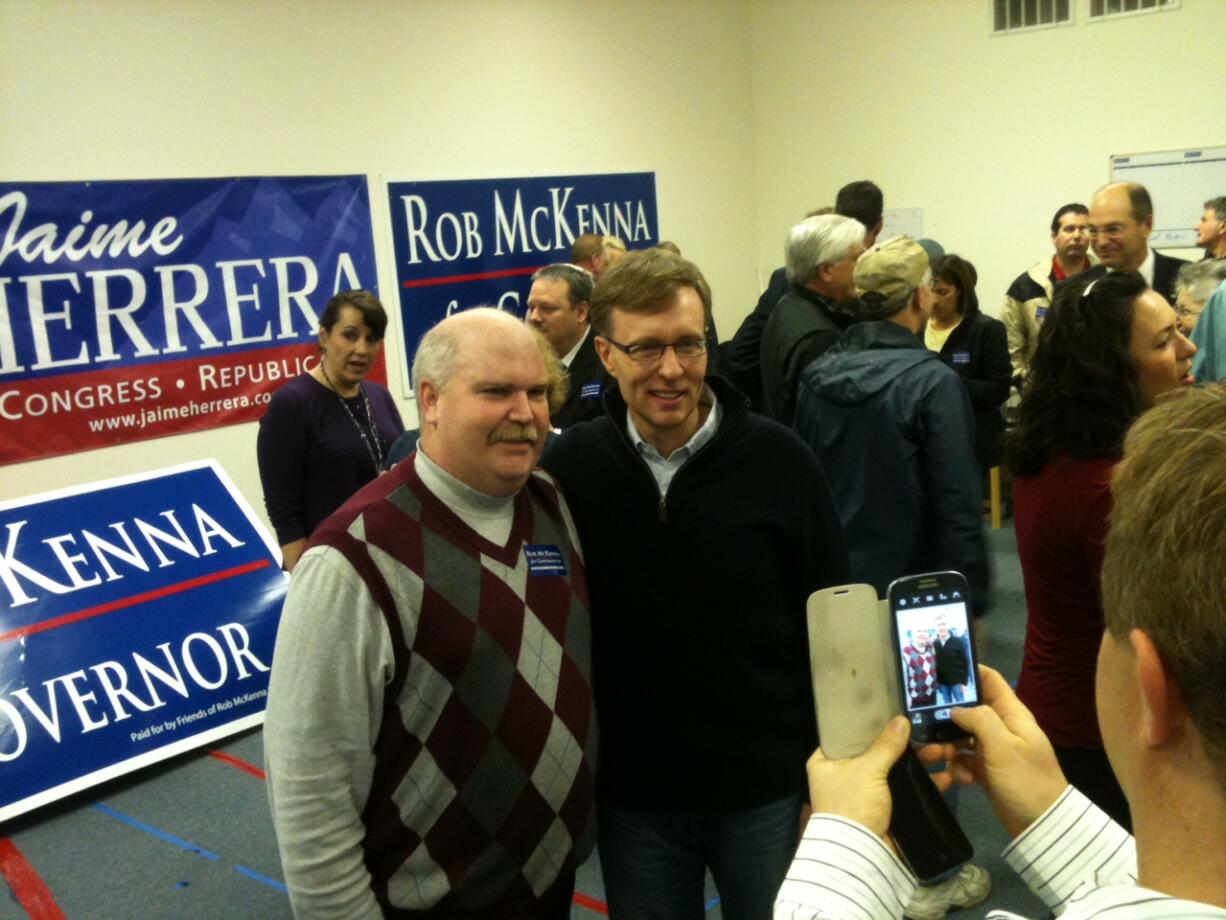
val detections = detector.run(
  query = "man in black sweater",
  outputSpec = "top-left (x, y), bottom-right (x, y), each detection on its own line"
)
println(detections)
top-left (541, 248), bottom-right (849, 920)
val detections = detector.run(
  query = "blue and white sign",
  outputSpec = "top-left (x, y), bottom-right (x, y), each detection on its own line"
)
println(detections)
top-left (385, 172), bottom-right (658, 388)
top-left (0, 461), bottom-right (288, 822)
top-left (0, 176), bottom-right (380, 465)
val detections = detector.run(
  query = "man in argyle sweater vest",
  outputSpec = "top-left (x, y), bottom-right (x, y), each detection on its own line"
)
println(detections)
top-left (265, 309), bottom-right (595, 920)
top-left (902, 628), bottom-right (937, 708)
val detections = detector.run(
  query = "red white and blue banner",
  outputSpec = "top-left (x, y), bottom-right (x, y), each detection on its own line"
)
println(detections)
top-left (0, 176), bottom-right (380, 466)
top-left (0, 460), bottom-right (287, 822)
top-left (386, 172), bottom-right (658, 387)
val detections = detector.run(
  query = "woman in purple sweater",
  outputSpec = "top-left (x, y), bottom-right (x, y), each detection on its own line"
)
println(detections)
top-left (257, 290), bottom-right (404, 571)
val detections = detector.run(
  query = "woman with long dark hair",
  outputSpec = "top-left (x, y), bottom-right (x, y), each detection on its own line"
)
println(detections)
top-left (1007, 271), bottom-right (1195, 830)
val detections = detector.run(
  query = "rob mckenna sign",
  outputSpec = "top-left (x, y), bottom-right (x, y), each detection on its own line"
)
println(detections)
top-left (0, 461), bottom-right (287, 822)
top-left (386, 172), bottom-right (658, 388)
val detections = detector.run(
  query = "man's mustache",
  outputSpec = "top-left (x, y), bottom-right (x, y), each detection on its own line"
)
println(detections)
top-left (488, 424), bottom-right (541, 444)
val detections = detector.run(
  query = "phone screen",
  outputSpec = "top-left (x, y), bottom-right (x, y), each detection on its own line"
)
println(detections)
top-left (888, 573), bottom-right (979, 743)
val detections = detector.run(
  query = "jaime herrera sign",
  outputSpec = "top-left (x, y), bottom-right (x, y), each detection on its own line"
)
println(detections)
top-left (0, 176), bottom-right (380, 465)
top-left (386, 171), bottom-right (658, 388)
top-left (0, 461), bottom-right (288, 822)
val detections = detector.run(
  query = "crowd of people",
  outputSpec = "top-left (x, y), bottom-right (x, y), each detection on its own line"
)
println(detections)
top-left (254, 179), bottom-right (1226, 920)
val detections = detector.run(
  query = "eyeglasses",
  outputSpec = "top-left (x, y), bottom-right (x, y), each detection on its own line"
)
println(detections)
top-left (602, 336), bottom-right (708, 364)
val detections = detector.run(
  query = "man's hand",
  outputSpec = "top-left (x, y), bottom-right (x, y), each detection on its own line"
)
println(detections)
top-left (949, 666), bottom-right (1069, 837)
top-left (808, 716), bottom-right (914, 838)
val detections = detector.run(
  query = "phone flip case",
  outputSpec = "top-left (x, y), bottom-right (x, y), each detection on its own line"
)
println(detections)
top-left (805, 584), bottom-right (973, 882)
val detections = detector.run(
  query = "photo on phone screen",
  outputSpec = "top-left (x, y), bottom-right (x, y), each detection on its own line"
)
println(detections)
top-left (888, 572), bottom-right (979, 743)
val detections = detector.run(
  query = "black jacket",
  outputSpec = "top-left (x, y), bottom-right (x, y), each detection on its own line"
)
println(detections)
top-left (932, 312), bottom-right (1011, 470)
top-left (759, 284), bottom-right (857, 426)
top-left (540, 376), bottom-right (849, 811)
top-left (720, 265), bottom-right (789, 410)
top-left (934, 635), bottom-right (969, 686)
top-left (1056, 251), bottom-right (1188, 306)
top-left (552, 331), bottom-right (607, 429)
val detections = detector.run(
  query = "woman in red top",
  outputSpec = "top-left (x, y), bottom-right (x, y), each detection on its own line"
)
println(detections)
top-left (1006, 271), bottom-right (1195, 830)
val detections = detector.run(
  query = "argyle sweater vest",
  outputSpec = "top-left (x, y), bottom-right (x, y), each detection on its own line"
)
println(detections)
top-left (312, 464), bottom-right (596, 917)
top-left (902, 645), bottom-right (937, 708)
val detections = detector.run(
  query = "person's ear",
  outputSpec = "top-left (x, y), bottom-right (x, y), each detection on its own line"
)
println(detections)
top-left (1131, 628), bottom-right (1186, 748)
top-left (575, 301), bottom-right (590, 324)
top-left (419, 379), bottom-right (442, 428)
top-left (594, 336), bottom-right (618, 377)
top-left (318, 325), bottom-right (328, 349)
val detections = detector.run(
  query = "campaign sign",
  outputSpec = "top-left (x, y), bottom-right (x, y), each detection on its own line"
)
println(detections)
top-left (0, 461), bottom-right (287, 822)
top-left (0, 176), bottom-right (380, 466)
top-left (386, 172), bottom-right (658, 388)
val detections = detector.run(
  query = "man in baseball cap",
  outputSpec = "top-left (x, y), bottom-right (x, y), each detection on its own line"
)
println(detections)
top-left (793, 235), bottom-right (989, 614)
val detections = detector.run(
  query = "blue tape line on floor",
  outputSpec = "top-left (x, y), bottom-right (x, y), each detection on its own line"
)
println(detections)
top-left (92, 804), bottom-right (220, 861)
top-left (705, 895), bottom-right (721, 911)
top-left (234, 865), bottom-right (288, 893)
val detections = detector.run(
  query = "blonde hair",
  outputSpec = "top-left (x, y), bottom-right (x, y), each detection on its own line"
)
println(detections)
top-left (1102, 382), bottom-right (1226, 789)
top-left (589, 248), bottom-right (713, 337)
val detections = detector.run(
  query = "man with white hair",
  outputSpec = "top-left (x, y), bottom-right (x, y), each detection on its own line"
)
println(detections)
top-left (759, 213), bottom-right (866, 425)
top-left (265, 308), bottom-right (596, 919)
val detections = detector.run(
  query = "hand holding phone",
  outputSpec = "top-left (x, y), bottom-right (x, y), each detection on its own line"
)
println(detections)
top-left (888, 571), bottom-right (981, 745)
top-left (948, 665), bottom-right (1070, 837)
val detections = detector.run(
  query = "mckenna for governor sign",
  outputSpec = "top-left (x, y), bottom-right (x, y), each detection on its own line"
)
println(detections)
top-left (0, 461), bottom-right (287, 822)
top-left (0, 176), bottom-right (380, 466)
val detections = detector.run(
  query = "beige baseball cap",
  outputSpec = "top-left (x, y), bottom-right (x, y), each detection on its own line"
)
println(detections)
top-left (853, 236), bottom-right (930, 302)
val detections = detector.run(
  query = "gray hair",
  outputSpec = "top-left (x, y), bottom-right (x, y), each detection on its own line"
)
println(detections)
top-left (1176, 260), bottom-right (1226, 307)
top-left (784, 214), bottom-right (866, 286)
top-left (1205, 196), bottom-right (1226, 218)
top-left (531, 262), bottom-right (594, 306)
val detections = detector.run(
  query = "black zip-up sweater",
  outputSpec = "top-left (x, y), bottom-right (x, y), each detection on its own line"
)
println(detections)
top-left (540, 376), bottom-right (850, 812)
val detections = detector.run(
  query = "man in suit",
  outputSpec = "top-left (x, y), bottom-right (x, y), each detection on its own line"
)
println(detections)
top-left (526, 263), bottom-right (606, 428)
top-left (1082, 182), bottom-right (1187, 305)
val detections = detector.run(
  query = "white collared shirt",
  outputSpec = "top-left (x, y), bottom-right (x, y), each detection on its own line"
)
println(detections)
top-left (1137, 247), bottom-right (1155, 287)
top-left (561, 325), bottom-right (591, 369)
top-left (1108, 248), bottom-right (1155, 286)
top-left (772, 787), bottom-right (1226, 920)
top-left (626, 385), bottom-right (720, 497)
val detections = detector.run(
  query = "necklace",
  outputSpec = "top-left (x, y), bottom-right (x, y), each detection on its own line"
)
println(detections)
top-left (319, 361), bottom-right (385, 474)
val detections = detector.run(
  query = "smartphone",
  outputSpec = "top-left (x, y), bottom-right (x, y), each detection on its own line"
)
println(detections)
top-left (887, 571), bottom-right (980, 744)
top-left (809, 582), bottom-right (974, 882)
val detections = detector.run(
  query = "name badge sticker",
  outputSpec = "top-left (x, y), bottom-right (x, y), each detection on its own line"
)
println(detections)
top-left (1036, 306), bottom-right (1049, 320)
top-left (580, 381), bottom-right (602, 400)
top-left (524, 544), bottom-right (568, 577)
top-left (952, 351), bottom-right (971, 365)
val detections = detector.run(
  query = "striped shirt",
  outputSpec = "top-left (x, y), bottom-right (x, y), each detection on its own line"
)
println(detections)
top-left (774, 787), bottom-right (1226, 919)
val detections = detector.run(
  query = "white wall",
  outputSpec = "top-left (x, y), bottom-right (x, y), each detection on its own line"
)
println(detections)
top-left (747, 0), bottom-right (1223, 315)
top-left (0, 0), bottom-right (761, 524)
top-left (5, 0), bottom-right (1223, 522)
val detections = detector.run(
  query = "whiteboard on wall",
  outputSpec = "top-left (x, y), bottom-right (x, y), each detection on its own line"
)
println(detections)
top-left (1110, 146), bottom-right (1226, 249)
top-left (880, 208), bottom-right (923, 242)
